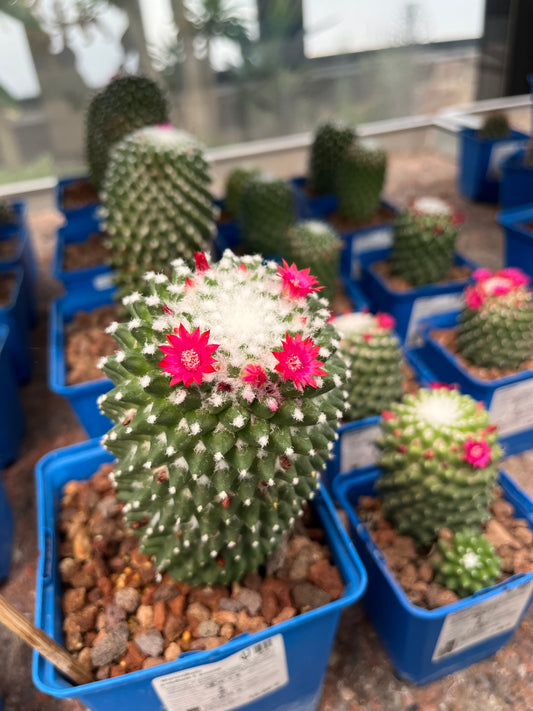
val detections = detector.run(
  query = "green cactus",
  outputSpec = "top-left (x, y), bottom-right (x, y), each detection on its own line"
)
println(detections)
top-left (389, 197), bottom-right (460, 287)
top-left (0, 199), bottom-right (17, 225)
top-left (432, 529), bottom-right (501, 598)
top-left (478, 112), bottom-right (511, 140)
top-left (285, 221), bottom-right (342, 302)
top-left (85, 74), bottom-right (168, 191)
top-left (308, 121), bottom-right (356, 195)
top-left (224, 167), bottom-right (260, 219)
top-left (457, 268), bottom-right (533, 370)
top-left (239, 173), bottom-right (295, 256)
top-left (333, 311), bottom-right (404, 421)
top-left (337, 140), bottom-right (387, 223)
top-left (376, 388), bottom-right (502, 547)
top-left (98, 250), bottom-right (347, 585)
top-left (101, 125), bottom-right (215, 302)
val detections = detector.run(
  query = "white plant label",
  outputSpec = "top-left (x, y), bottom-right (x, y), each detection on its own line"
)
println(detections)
top-left (406, 293), bottom-right (463, 347)
top-left (340, 423), bottom-right (381, 472)
top-left (92, 272), bottom-right (114, 290)
top-left (350, 227), bottom-right (393, 279)
top-left (432, 581), bottom-right (533, 662)
top-left (489, 378), bottom-right (533, 436)
top-left (487, 140), bottom-right (527, 179)
top-left (152, 635), bottom-right (289, 711)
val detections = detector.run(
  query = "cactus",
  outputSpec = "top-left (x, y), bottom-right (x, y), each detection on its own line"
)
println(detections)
top-left (389, 197), bottom-right (461, 287)
top-left (285, 221), bottom-right (342, 302)
top-left (337, 139), bottom-right (387, 223)
top-left (308, 121), bottom-right (356, 195)
top-left (239, 173), bottom-right (295, 257)
top-left (333, 311), bottom-right (404, 421)
top-left (478, 112), bottom-right (511, 140)
top-left (101, 125), bottom-right (215, 302)
top-left (432, 529), bottom-right (501, 598)
top-left (457, 267), bottom-right (533, 370)
top-left (376, 387), bottom-right (502, 547)
top-left (0, 199), bottom-right (17, 225)
top-left (224, 167), bottom-right (260, 219)
top-left (86, 74), bottom-right (168, 191)
top-left (98, 250), bottom-right (348, 585)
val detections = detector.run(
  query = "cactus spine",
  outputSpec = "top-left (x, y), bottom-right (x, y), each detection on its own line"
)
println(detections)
top-left (285, 221), bottom-right (342, 302)
top-left (337, 140), bottom-right (387, 223)
top-left (239, 173), bottom-right (295, 256)
top-left (308, 122), bottom-right (356, 195)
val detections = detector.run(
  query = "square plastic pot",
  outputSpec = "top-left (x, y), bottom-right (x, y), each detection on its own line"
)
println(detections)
top-left (358, 247), bottom-right (476, 346)
top-left (0, 325), bottom-right (24, 470)
top-left (0, 267), bottom-right (33, 383)
top-left (55, 176), bottom-right (100, 223)
top-left (48, 287), bottom-right (116, 438)
top-left (499, 150), bottom-right (533, 210)
top-left (497, 203), bottom-right (533, 280)
top-left (0, 472), bottom-right (14, 582)
top-left (416, 311), bottom-right (533, 456)
top-left (33, 438), bottom-right (367, 711)
top-left (289, 176), bottom-right (337, 220)
top-left (458, 127), bottom-right (528, 203)
top-left (334, 466), bottom-right (533, 685)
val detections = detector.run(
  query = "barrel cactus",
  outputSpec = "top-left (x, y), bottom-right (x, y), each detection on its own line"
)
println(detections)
top-left (389, 196), bottom-right (461, 287)
top-left (478, 112), bottom-right (510, 140)
top-left (376, 387), bottom-right (502, 547)
top-left (101, 125), bottom-right (215, 301)
top-left (98, 250), bottom-right (347, 585)
top-left (224, 167), bottom-right (260, 219)
top-left (337, 139), bottom-right (387, 223)
top-left (285, 221), bottom-right (342, 302)
top-left (333, 311), bottom-right (404, 421)
top-left (308, 121), bottom-right (356, 195)
top-left (240, 173), bottom-right (295, 256)
top-left (457, 267), bottom-right (533, 370)
top-left (86, 74), bottom-right (168, 191)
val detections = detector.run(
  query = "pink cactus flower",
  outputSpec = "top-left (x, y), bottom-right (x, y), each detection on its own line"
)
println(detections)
top-left (472, 268), bottom-right (492, 282)
top-left (158, 325), bottom-right (219, 387)
top-left (464, 286), bottom-right (485, 310)
top-left (277, 260), bottom-right (324, 299)
top-left (272, 332), bottom-right (327, 390)
top-left (382, 410), bottom-right (396, 421)
top-left (194, 252), bottom-right (211, 273)
top-left (241, 363), bottom-right (267, 387)
top-left (498, 267), bottom-right (530, 288)
top-left (463, 437), bottom-right (492, 468)
top-left (429, 382), bottom-right (458, 390)
top-left (156, 123), bottom-right (174, 130)
top-left (376, 312), bottom-right (396, 330)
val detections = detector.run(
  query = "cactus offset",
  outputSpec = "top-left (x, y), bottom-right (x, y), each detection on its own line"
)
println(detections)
top-left (389, 197), bottom-right (461, 287)
top-left (98, 251), bottom-right (347, 585)
top-left (337, 140), bottom-right (387, 223)
top-left (285, 221), bottom-right (342, 302)
top-left (478, 112), bottom-right (511, 140)
top-left (101, 126), bottom-right (215, 301)
top-left (308, 122), bottom-right (356, 195)
top-left (457, 268), bottom-right (533, 370)
top-left (376, 388), bottom-right (502, 547)
top-left (224, 167), bottom-right (260, 219)
top-left (333, 311), bottom-right (404, 421)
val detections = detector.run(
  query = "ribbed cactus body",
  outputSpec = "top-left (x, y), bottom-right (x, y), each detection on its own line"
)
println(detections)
top-left (308, 122), bottom-right (356, 195)
top-left (224, 167), bottom-right (260, 218)
top-left (86, 75), bottom-right (168, 190)
top-left (285, 221), bottom-right (341, 302)
top-left (376, 389), bottom-right (502, 547)
top-left (98, 251), bottom-right (347, 584)
top-left (101, 126), bottom-right (215, 301)
top-left (457, 268), bottom-right (533, 370)
top-left (337, 140), bottom-right (387, 222)
top-left (240, 174), bottom-right (295, 256)
top-left (432, 529), bottom-right (501, 598)
top-left (478, 113), bottom-right (510, 140)
top-left (389, 197), bottom-right (459, 287)
top-left (334, 312), bottom-right (404, 421)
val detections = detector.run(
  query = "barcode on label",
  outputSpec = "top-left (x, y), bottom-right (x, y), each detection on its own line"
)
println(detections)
top-left (253, 639), bottom-right (273, 654)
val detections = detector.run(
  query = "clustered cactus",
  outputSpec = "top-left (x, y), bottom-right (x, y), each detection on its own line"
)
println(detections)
top-left (389, 196), bottom-right (461, 287)
top-left (333, 311), bottom-right (404, 421)
top-left (86, 74), bottom-right (168, 191)
top-left (101, 125), bottom-right (215, 301)
top-left (98, 251), bottom-right (348, 585)
top-left (240, 173), bottom-right (295, 256)
top-left (308, 121), bottom-right (356, 195)
top-left (285, 221), bottom-right (342, 302)
top-left (478, 112), bottom-right (511, 140)
top-left (457, 267), bottom-right (533, 370)
top-left (337, 139), bottom-right (387, 223)
top-left (224, 167), bottom-right (260, 219)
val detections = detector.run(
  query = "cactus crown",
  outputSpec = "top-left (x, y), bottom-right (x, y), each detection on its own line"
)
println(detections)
top-left (478, 112), bottom-right (511, 140)
top-left (85, 74), bottom-right (168, 190)
top-left (389, 196), bottom-right (461, 287)
top-left (337, 139), bottom-right (387, 223)
top-left (285, 221), bottom-right (342, 302)
top-left (333, 311), bottom-right (404, 421)
top-left (308, 121), bottom-right (356, 195)
top-left (0, 199), bottom-right (17, 225)
top-left (376, 387), bottom-right (502, 547)
top-left (224, 167), bottom-right (260, 219)
top-left (457, 267), bottom-right (533, 370)
top-left (101, 125), bottom-right (215, 301)
top-left (98, 250), bottom-right (347, 584)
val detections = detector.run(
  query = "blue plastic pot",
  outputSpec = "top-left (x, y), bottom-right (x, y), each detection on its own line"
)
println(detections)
top-left (0, 267), bottom-right (33, 383)
top-left (335, 466), bottom-right (533, 684)
top-left (289, 176), bottom-right (337, 220)
top-left (458, 127), bottom-right (528, 203)
top-left (55, 176), bottom-right (100, 222)
top-left (33, 438), bottom-right (367, 711)
top-left (212, 199), bottom-right (241, 261)
top-left (48, 287), bottom-right (116, 438)
top-left (357, 247), bottom-right (476, 345)
top-left (417, 310), bottom-right (533, 456)
top-left (497, 203), bottom-right (533, 279)
top-left (499, 150), bottom-right (533, 209)
top-left (0, 325), bottom-right (24, 470)
top-left (0, 472), bottom-right (14, 581)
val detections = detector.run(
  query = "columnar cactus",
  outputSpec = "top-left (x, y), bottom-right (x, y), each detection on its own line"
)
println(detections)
top-left (333, 311), bottom-right (404, 421)
top-left (376, 387), bottom-right (502, 547)
top-left (389, 196), bottom-right (461, 287)
top-left (98, 251), bottom-right (348, 585)
top-left (101, 126), bottom-right (215, 301)
top-left (224, 167), bottom-right (260, 219)
top-left (457, 267), bottom-right (533, 370)
top-left (308, 121), bottom-right (356, 195)
top-left (478, 112), bottom-right (511, 140)
top-left (86, 74), bottom-right (168, 190)
top-left (285, 221), bottom-right (342, 301)
top-left (239, 173), bottom-right (295, 256)
top-left (337, 140), bottom-right (387, 223)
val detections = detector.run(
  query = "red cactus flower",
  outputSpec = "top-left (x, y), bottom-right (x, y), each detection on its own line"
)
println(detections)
top-left (194, 252), bottom-right (211, 273)
top-left (272, 332), bottom-right (326, 390)
top-left (238, 262), bottom-right (248, 272)
top-left (363, 333), bottom-right (373, 342)
top-left (382, 410), bottom-right (396, 421)
top-left (277, 260), bottom-right (324, 299)
top-left (242, 363), bottom-right (267, 387)
top-left (429, 382), bottom-right (457, 390)
top-left (159, 325), bottom-right (219, 387)
top-left (463, 437), bottom-right (492, 468)
top-left (397, 444), bottom-right (408, 453)
top-left (376, 313), bottom-right (396, 330)
top-left (162, 304), bottom-right (175, 315)
top-left (184, 277), bottom-right (196, 290)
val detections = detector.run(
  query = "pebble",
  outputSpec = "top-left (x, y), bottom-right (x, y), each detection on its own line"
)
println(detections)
top-left (236, 588), bottom-right (262, 616)
top-left (134, 629), bottom-right (164, 657)
top-left (308, 559), bottom-right (344, 600)
top-left (153, 583), bottom-right (179, 602)
top-left (63, 587), bottom-right (86, 614)
top-left (186, 601), bottom-right (210, 622)
top-left (197, 620), bottom-right (220, 638)
top-left (114, 587), bottom-right (140, 613)
top-left (218, 597), bottom-right (243, 613)
top-left (105, 602), bottom-right (127, 630)
top-left (292, 582), bottom-right (332, 610)
top-left (142, 657), bottom-right (165, 669)
top-left (136, 604), bottom-right (154, 629)
top-left (164, 642), bottom-right (181, 662)
top-left (90, 622), bottom-right (129, 667)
